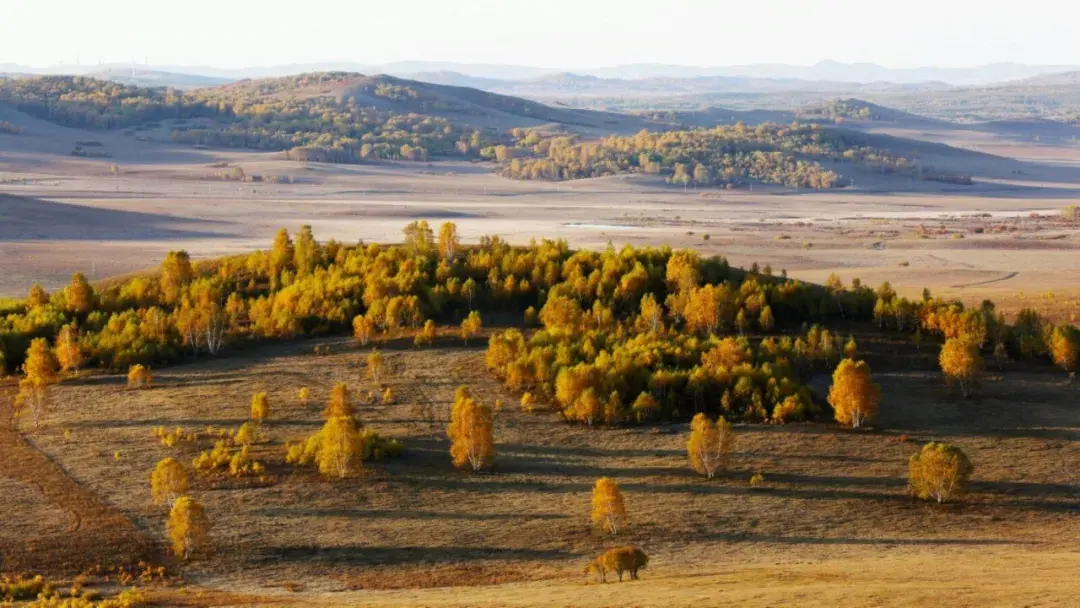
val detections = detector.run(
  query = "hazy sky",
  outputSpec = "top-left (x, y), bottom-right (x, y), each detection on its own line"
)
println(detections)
top-left (3, 0), bottom-right (1079, 68)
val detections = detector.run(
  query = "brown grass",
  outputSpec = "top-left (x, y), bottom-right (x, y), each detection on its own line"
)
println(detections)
top-left (0, 386), bottom-right (159, 574)
top-left (4, 326), bottom-right (1076, 605)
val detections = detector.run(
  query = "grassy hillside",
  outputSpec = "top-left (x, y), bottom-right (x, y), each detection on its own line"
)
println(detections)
top-left (1, 224), bottom-right (1078, 606)
top-left (0, 73), bottom-right (657, 165)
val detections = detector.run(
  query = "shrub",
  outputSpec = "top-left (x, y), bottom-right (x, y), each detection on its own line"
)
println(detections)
top-left (0, 575), bottom-right (47, 600)
top-left (250, 392), bottom-right (269, 422)
top-left (909, 442), bottom-right (973, 503)
top-left (127, 364), bottom-right (153, 389)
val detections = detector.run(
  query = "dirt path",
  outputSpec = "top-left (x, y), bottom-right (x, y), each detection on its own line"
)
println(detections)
top-left (0, 385), bottom-right (161, 574)
top-left (951, 271), bottom-right (1020, 288)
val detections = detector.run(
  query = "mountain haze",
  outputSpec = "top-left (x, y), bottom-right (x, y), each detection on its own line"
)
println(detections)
top-left (5, 60), bottom-right (1080, 87)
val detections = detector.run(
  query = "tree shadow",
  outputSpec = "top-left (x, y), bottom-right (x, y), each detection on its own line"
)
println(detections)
top-left (253, 545), bottom-right (577, 566)
top-left (0, 194), bottom-right (231, 241)
top-left (61, 418), bottom-right (313, 430)
top-left (697, 532), bottom-right (1035, 546)
top-left (254, 507), bottom-right (565, 521)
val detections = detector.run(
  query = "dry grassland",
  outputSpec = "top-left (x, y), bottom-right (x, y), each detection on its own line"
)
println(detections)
top-left (3, 326), bottom-right (1077, 604)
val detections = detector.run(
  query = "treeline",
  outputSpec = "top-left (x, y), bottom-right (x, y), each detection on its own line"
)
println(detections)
top-left (498, 123), bottom-right (972, 188)
top-left (800, 99), bottom-right (882, 122)
top-left (0, 74), bottom-right (503, 163)
top-left (1, 223), bottom-right (1074, 424)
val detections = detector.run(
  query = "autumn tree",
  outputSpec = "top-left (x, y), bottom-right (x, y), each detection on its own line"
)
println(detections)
top-left (414, 319), bottom-right (436, 347)
top-left (293, 224), bottom-right (318, 277)
top-left (27, 283), bottom-right (50, 308)
top-left (160, 250), bottom-right (193, 305)
top-left (127, 364), bottom-right (153, 389)
top-left (367, 350), bottom-right (385, 384)
top-left (325, 382), bottom-right (354, 418)
top-left (269, 228), bottom-right (295, 284)
top-left (250, 392), bottom-right (269, 423)
top-left (1049, 326), bottom-right (1078, 382)
top-left (638, 294), bottom-right (664, 332)
top-left (687, 413), bottom-right (735, 479)
top-left (521, 392), bottom-right (537, 412)
top-left (53, 323), bottom-right (83, 373)
top-left (591, 477), bottom-right (628, 535)
top-left (63, 272), bottom-right (95, 315)
top-left (939, 338), bottom-right (982, 397)
top-left (167, 496), bottom-right (212, 559)
top-left (461, 278), bottom-right (478, 309)
top-left (298, 387), bottom-right (311, 407)
top-left (15, 338), bottom-right (59, 427)
top-left (460, 311), bottom-right (482, 344)
top-left (437, 222), bottom-right (460, 262)
top-left (631, 392), bottom-right (659, 423)
top-left (403, 220), bottom-right (434, 254)
top-left (448, 386), bottom-right (494, 472)
top-left (318, 415), bottom-right (361, 478)
top-left (684, 285), bottom-right (724, 334)
top-left (151, 458), bottom-right (190, 505)
top-left (843, 336), bottom-right (858, 359)
top-left (758, 305), bottom-right (775, 332)
top-left (908, 442), bottom-right (973, 503)
top-left (828, 358), bottom-right (880, 428)
top-left (993, 341), bottom-right (1009, 371)
top-left (353, 314), bottom-right (375, 346)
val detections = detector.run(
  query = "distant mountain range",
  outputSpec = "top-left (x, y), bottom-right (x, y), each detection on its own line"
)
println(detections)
top-left (3, 60), bottom-right (1080, 87)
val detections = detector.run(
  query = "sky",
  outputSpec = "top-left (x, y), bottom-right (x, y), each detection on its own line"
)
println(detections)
top-left (3, 0), bottom-right (1080, 69)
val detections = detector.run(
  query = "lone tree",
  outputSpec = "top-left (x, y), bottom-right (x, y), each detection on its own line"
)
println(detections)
top-left (908, 442), bottom-right (974, 503)
top-left (16, 338), bottom-right (59, 427)
top-left (150, 458), bottom-right (190, 506)
top-left (353, 314), bottom-right (375, 346)
top-left (298, 386), bottom-right (311, 407)
top-left (448, 386), bottom-right (494, 472)
top-left (687, 413), bottom-right (735, 479)
top-left (460, 311), bottom-right (482, 344)
top-left (940, 338), bottom-right (982, 397)
top-left (828, 358), bottom-right (881, 428)
top-left (167, 496), bottom-right (212, 560)
top-left (591, 477), bottom-right (628, 535)
top-left (367, 350), bottom-right (385, 385)
top-left (127, 364), bottom-right (153, 389)
top-left (1049, 326), bottom-right (1078, 382)
top-left (250, 392), bottom-right (269, 423)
